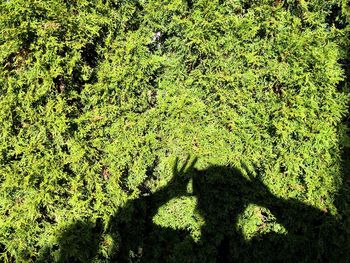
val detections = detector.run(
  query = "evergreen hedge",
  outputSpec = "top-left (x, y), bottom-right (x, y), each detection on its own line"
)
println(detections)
top-left (0, 0), bottom-right (349, 262)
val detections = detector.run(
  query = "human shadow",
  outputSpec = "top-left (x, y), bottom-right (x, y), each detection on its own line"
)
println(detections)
top-left (111, 158), bottom-right (348, 263)
top-left (46, 155), bottom-right (349, 263)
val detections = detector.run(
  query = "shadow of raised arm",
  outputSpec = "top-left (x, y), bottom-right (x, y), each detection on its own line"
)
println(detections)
top-left (145, 156), bottom-right (198, 218)
top-left (107, 156), bottom-right (198, 261)
top-left (239, 165), bottom-right (342, 261)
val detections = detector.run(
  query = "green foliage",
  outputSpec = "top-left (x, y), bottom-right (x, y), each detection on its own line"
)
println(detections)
top-left (0, 0), bottom-right (349, 262)
top-left (236, 204), bottom-right (287, 241)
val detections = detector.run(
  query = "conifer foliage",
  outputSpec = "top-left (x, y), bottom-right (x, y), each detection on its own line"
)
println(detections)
top-left (0, 0), bottom-right (349, 262)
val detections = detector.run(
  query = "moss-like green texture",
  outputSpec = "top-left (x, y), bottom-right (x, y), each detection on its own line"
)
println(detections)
top-left (0, 0), bottom-right (349, 262)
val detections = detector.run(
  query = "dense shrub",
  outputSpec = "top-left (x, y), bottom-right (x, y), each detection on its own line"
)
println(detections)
top-left (0, 0), bottom-right (349, 262)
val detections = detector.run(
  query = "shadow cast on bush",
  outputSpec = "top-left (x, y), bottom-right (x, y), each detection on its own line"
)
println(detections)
top-left (50, 156), bottom-right (349, 263)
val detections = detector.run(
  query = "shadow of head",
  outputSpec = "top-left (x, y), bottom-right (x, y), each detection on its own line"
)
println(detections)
top-left (171, 158), bottom-right (270, 226)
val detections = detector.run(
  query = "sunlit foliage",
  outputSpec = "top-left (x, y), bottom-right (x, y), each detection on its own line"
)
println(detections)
top-left (0, 0), bottom-right (349, 262)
